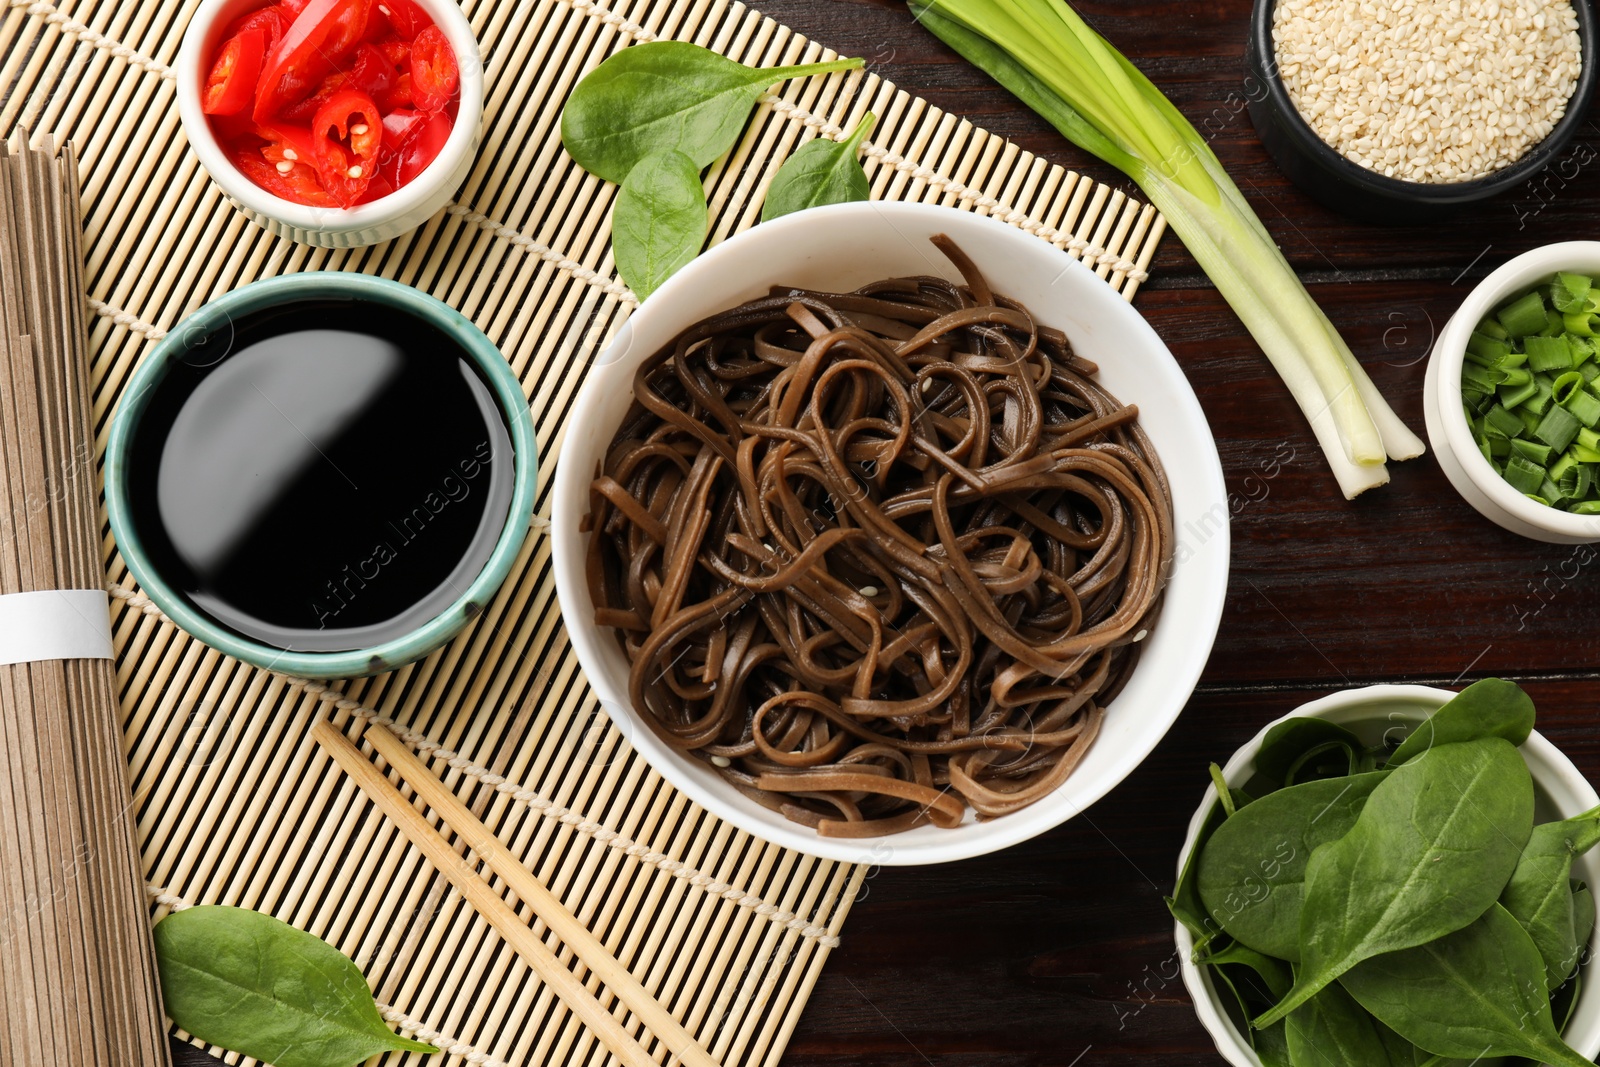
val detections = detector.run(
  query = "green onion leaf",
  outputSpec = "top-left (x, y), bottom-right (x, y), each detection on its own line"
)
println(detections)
top-left (1499, 291), bottom-right (1550, 337)
top-left (1525, 335), bottom-right (1574, 373)
top-left (1510, 438), bottom-right (1553, 466)
top-left (1536, 404), bottom-right (1582, 452)
top-left (907, 0), bottom-right (1423, 498)
top-left (1505, 456), bottom-right (1547, 494)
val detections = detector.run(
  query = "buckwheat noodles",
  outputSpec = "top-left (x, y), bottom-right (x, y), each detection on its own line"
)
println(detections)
top-left (585, 236), bottom-right (1173, 837)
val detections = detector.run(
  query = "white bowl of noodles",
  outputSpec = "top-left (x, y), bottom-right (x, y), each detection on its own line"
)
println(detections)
top-left (551, 200), bottom-right (1228, 865)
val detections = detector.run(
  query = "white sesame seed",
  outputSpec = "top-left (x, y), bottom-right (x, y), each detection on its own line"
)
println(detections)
top-left (350, 123), bottom-right (370, 136)
top-left (859, 586), bottom-right (879, 597)
top-left (710, 755), bottom-right (731, 767)
top-left (275, 160), bottom-right (293, 174)
top-left (1134, 629), bottom-right (1149, 643)
top-left (1273, 0), bottom-right (1580, 183)
top-left (346, 165), bottom-right (364, 178)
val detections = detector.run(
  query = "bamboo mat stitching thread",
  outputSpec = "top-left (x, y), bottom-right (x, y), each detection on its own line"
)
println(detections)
top-left (109, 584), bottom-right (843, 951)
top-left (147, 886), bottom-right (517, 1067)
top-left (8, 0), bottom-right (1152, 294)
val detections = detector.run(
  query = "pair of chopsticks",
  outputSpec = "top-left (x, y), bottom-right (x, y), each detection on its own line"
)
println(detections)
top-left (312, 720), bottom-right (720, 1067)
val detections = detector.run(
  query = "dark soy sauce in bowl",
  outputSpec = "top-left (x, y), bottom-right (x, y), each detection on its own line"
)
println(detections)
top-left (126, 299), bottom-right (515, 653)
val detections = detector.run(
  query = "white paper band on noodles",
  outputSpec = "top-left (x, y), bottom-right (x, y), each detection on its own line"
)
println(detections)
top-left (0, 589), bottom-right (115, 666)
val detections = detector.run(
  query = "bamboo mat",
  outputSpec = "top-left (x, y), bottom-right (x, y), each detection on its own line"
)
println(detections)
top-left (0, 0), bottom-right (1168, 1063)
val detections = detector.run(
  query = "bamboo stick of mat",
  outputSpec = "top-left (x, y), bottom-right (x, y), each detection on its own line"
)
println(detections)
top-left (312, 720), bottom-right (722, 1067)
top-left (0, 131), bottom-right (170, 1067)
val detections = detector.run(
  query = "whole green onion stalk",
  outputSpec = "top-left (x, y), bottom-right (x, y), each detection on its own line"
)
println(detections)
top-left (910, 0), bottom-right (1424, 498)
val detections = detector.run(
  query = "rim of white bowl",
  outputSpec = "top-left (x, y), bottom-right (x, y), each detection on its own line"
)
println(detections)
top-left (175, 0), bottom-right (482, 233)
top-left (1434, 240), bottom-right (1600, 540)
top-left (1174, 683), bottom-right (1600, 1066)
top-left (551, 200), bottom-right (1231, 866)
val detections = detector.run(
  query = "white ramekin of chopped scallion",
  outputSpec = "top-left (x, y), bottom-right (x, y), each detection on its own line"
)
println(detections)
top-left (1426, 242), bottom-right (1600, 543)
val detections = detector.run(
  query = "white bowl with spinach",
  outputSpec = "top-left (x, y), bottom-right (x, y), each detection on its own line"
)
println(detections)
top-left (1172, 681), bottom-right (1600, 1067)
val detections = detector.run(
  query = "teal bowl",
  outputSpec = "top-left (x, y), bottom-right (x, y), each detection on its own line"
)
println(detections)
top-left (104, 273), bottom-right (538, 679)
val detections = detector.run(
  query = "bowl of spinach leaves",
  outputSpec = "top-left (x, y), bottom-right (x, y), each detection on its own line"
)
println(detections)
top-left (1171, 680), bottom-right (1600, 1067)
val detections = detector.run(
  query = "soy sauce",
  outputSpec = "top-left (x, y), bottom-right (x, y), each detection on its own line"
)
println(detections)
top-left (126, 299), bottom-right (515, 653)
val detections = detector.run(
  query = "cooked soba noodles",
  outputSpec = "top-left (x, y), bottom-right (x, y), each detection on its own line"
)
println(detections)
top-left (584, 236), bottom-right (1173, 837)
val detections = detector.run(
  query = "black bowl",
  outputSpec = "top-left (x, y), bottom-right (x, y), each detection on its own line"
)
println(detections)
top-left (1245, 0), bottom-right (1599, 224)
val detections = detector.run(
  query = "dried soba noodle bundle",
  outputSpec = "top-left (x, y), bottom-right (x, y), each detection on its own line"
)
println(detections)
top-left (586, 237), bottom-right (1173, 837)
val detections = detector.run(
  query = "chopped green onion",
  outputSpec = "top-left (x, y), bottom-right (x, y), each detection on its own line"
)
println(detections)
top-left (1554, 273), bottom-right (1593, 313)
top-left (1497, 379), bottom-right (1538, 409)
top-left (1523, 377), bottom-right (1555, 415)
top-left (1504, 455), bottom-right (1547, 494)
top-left (1510, 438), bottom-right (1553, 466)
top-left (1499, 291), bottom-right (1550, 336)
top-left (1462, 363), bottom-right (1504, 392)
top-left (1525, 335), bottom-right (1573, 372)
top-left (1565, 312), bottom-right (1600, 338)
top-left (1552, 371), bottom-right (1585, 404)
top-left (1536, 404), bottom-right (1582, 452)
top-left (1483, 403), bottom-right (1524, 439)
top-left (1573, 500), bottom-right (1600, 514)
top-left (1466, 331), bottom-right (1511, 366)
top-left (1565, 388), bottom-right (1600, 429)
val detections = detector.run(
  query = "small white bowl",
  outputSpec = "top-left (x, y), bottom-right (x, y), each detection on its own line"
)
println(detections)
top-left (1175, 684), bottom-right (1600, 1066)
top-left (176, 0), bottom-right (483, 248)
top-left (1424, 241), bottom-right (1600, 543)
top-left (551, 200), bottom-right (1231, 865)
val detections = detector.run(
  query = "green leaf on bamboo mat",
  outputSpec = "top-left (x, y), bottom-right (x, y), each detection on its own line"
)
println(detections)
top-left (1195, 770), bottom-right (1388, 962)
top-left (614, 149), bottom-right (708, 301)
top-left (1500, 804), bottom-right (1600, 989)
top-left (760, 112), bottom-right (876, 221)
top-left (1385, 678), bottom-right (1535, 768)
top-left (1285, 981), bottom-right (1412, 1067)
top-left (154, 906), bottom-right (437, 1067)
top-left (1254, 738), bottom-right (1533, 1027)
top-left (561, 41), bottom-right (863, 184)
top-left (1339, 904), bottom-right (1595, 1067)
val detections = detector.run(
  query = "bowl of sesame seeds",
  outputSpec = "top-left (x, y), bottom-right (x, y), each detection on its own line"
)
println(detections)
top-left (1246, 0), bottom-right (1596, 223)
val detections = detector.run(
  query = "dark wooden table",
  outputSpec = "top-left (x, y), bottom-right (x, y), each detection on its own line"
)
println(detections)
top-left (162, 2), bottom-right (1600, 1064)
top-left (754, 1), bottom-right (1600, 1065)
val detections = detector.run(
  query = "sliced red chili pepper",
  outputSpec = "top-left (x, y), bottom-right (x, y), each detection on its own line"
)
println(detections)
top-left (376, 38), bottom-right (410, 71)
top-left (378, 107), bottom-right (451, 188)
top-left (253, 0), bottom-right (373, 123)
top-left (374, 0), bottom-right (429, 40)
top-left (276, 70), bottom-right (349, 124)
top-left (409, 25), bottom-right (458, 114)
top-left (228, 145), bottom-right (337, 207)
top-left (202, 28), bottom-right (267, 116)
top-left (310, 88), bottom-right (382, 206)
top-left (355, 171), bottom-right (397, 204)
top-left (278, 0), bottom-right (312, 18)
top-left (256, 120), bottom-right (320, 165)
top-left (347, 43), bottom-right (400, 107)
top-left (224, 6), bottom-right (285, 50)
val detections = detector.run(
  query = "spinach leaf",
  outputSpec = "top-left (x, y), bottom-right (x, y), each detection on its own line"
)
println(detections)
top-left (760, 112), bottom-right (876, 221)
top-left (1168, 792), bottom-right (1235, 957)
top-left (1575, 881), bottom-right (1596, 958)
top-left (1196, 771), bottom-right (1388, 961)
top-left (1500, 805), bottom-right (1600, 989)
top-left (1202, 942), bottom-right (1292, 1067)
top-left (1255, 738), bottom-right (1534, 1027)
top-left (613, 149), bottom-right (708, 300)
top-left (1254, 717), bottom-right (1365, 789)
top-left (1385, 678), bottom-right (1535, 769)
top-left (154, 906), bottom-right (437, 1067)
top-left (1285, 981), bottom-right (1410, 1067)
top-left (1338, 904), bottom-right (1594, 1067)
top-left (561, 42), bottom-right (863, 183)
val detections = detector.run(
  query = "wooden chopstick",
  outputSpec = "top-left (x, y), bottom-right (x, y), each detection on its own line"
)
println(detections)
top-left (312, 720), bottom-right (721, 1067)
